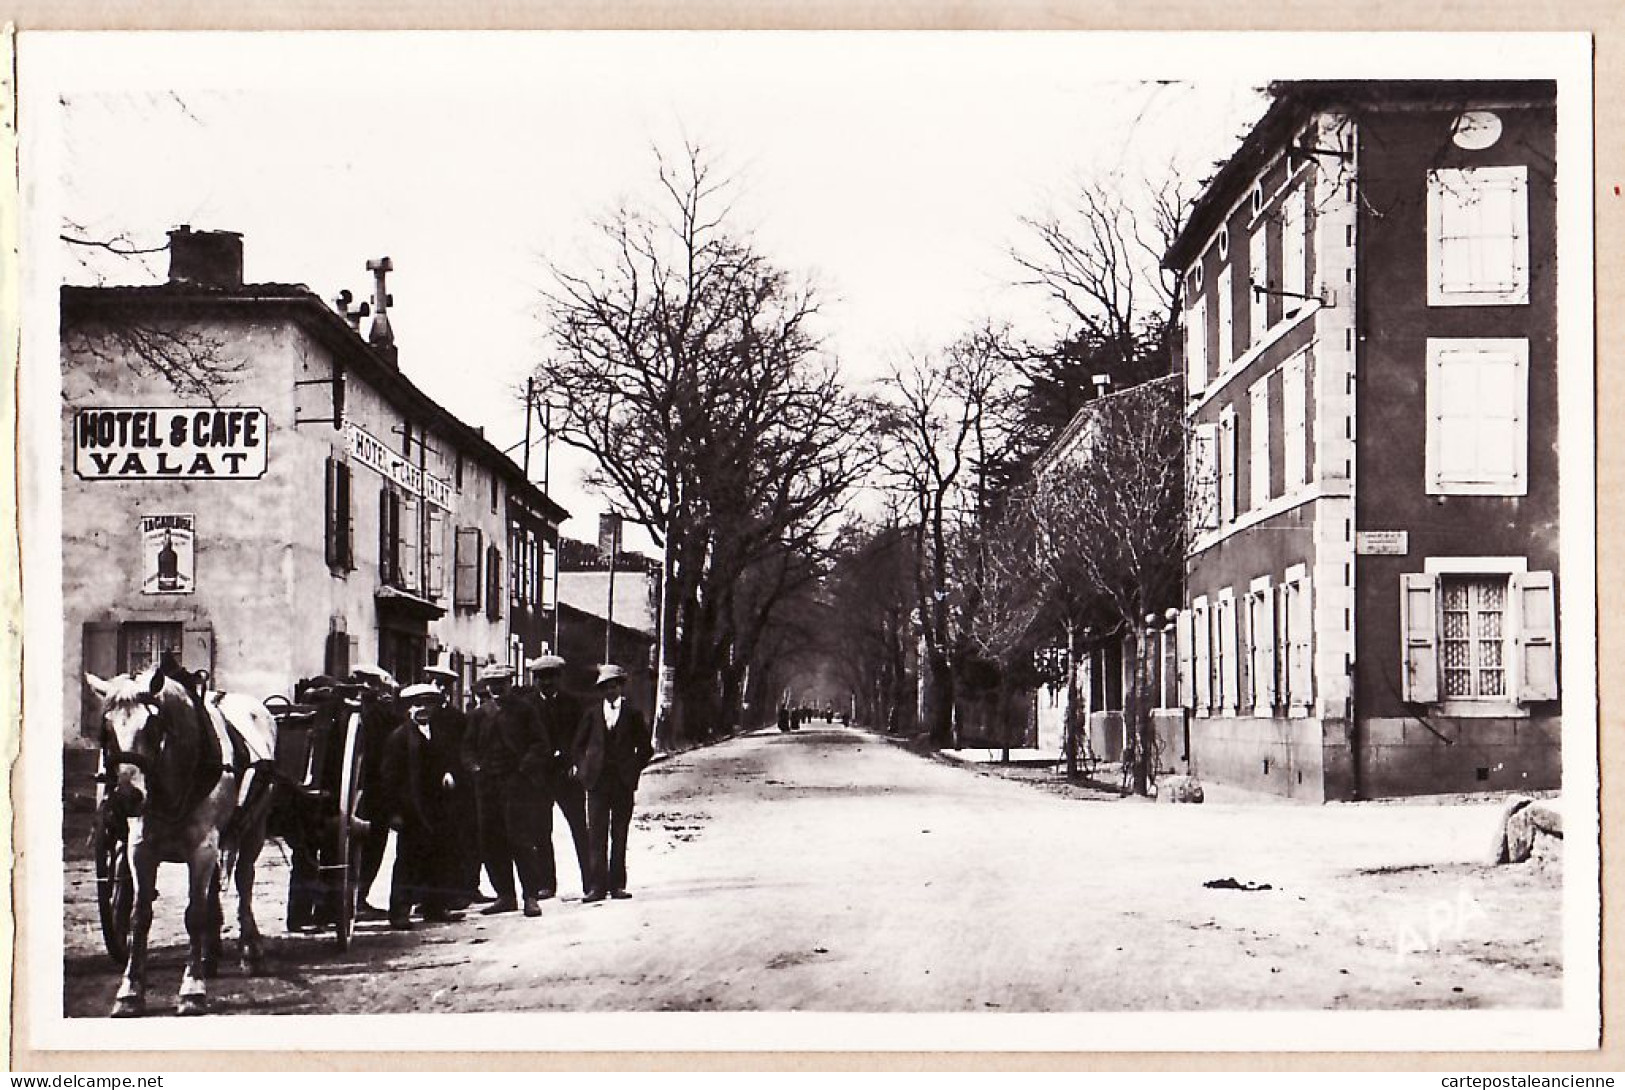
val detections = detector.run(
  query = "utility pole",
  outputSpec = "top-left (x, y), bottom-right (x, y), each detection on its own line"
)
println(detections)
top-left (604, 517), bottom-right (619, 663)
top-left (522, 376), bottom-right (534, 477)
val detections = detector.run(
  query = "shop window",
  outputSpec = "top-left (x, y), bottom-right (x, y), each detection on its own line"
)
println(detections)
top-left (1427, 166), bottom-right (1530, 306)
top-left (1426, 338), bottom-right (1528, 496)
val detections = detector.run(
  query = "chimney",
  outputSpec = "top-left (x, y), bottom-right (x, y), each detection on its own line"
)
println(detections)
top-left (598, 513), bottom-right (623, 558)
top-left (1092, 373), bottom-right (1112, 399)
top-left (365, 256), bottom-right (398, 368)
top-left (167, 226), bottom-right (243, 289)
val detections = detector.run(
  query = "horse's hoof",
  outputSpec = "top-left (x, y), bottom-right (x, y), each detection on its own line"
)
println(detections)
top-left (176, 995), bottom-right (207, 1017)
top-left (111, 996), bottom-right (144, 1018)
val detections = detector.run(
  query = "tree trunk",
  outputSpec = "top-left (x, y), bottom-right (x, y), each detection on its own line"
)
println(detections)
top-left (1063, 620), bottom-right (1081, 780)
top-left (926, 653), bottom-right (955, 748)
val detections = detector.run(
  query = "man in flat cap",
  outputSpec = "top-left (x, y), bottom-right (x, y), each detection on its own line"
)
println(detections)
top-left (523, 654), bottom-right (591, 900)
top-left (573, 664), bottom-right (653, 903)
top-left (462, 663), bottom-right (552, 917)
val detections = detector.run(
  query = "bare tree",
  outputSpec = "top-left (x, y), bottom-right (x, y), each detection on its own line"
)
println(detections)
top-left (537, 143), bottom-right (864, 748)
top-left (60, 224), bottom-right (247, 401)
top-left (870, 330), bottom-right (1021, 748)
top-left (1026, 376), bottom-right (1185, 793)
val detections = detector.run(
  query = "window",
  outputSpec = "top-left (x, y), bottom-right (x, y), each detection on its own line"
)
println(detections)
top-left (1246, 577), bottom-right (1276, 714)
top-left (454, 527), bottom-right (482, 610)
top-left (1218, 406), bottom-right (1237, 524)
top-left (1216, 268), bottom-right (1234, 370)
top-left (1189, 263), bottom-right (1204, 293)
top-left (490, 473), bottom-right (499, 513)
top-left (398, 491), bottom-right (421, 594)
top-left (455, 452), bottom-right (464, 490)
top-left (1426, 338), bottom-right (1528, 495)
top-left (1282, 353), bottom-right (1308, 490)
top-left (1249, 228), bottom-right (1269, 346)
top-left (1427, 166), bottom-right (1529, 306)
top-left (1250, 182), bottom-right (1265, 217)
top-left (485, 545), bottom-right (504, 621)
top-left (1188, 422), bottom-right (1219, 533)
top-left (120, 622), bottom-right (183, 677)
top-left (1217, 226), bottom-right (1230, 260)
top-left (1185, 298), bottom-right (1209, 393)
top-left (1278, 568), bottom-right (1313, 711)
top-left (1249, 378), bottom-right (1271, 509)
top-left (1401, 567), bottom-right (1557, 706)
top-left (1281, 187), bottom-right (1308, 318)
top-left (324, 456), bottom-right (353, 571)
top-left (379, 489), bottom-right (402, 588)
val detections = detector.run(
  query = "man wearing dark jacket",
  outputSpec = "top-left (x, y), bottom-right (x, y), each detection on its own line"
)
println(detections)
top-left (573, 664), bottom-right (654, 903)
top-left (422, 662), bottom-right (483, 907)
top-left (524, 654), bottom-right (591, 900)
top-left (379, 684), bottom-right (462, 929)
top-left (462, 664), bottom-right (552, 918)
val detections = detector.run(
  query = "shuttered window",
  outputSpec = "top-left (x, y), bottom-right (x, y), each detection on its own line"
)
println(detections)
top-left (1249, 378), bottom-right (1271, 510)
top-left (324, 457), bottom-right (353, 571)
top-left (1218, 406), bottom-right (1237, 524)
top-left (1192, 598), bottom-right (1211, 716)
top-left (1427, 166), bottom-right (1530, 306)
top-left (1185, 297), bottom-right (1208, 393)
top-left (1247, 579), bottom-right (1276, 712)
top-left (1216, 267), bottom-right (1234, 370)
top-left (1281, 186), bottom-right (1308, 318)
top-left (1249, 227), bottom-right (1269, 345)
top-left (1188, 422), bottom-right (1219, 534)
top-left (1426, 338), bottom-right (1528, 496)
top-left (379, 489), bottom-right (401, 587)
top-left (1282, 353), bottom-right (1308, 491)
top-left (486, 545), bottom-right (504, 621)
top-left (1402, 569), bottom-right (1558, 706)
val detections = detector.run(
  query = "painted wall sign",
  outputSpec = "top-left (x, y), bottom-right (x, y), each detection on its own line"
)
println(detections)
top-left (344, 419), bottom-right (453, 511)
top-left (140, 513), bottom-right (196, 594)
top-left (1356, 530), bottom-right (1410, 556)
top-left (74, 407), bottom-right (268, 480)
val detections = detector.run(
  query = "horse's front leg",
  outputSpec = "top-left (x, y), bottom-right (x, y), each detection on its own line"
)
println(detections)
top-left (235, 820), bottom-right (267, 975)
top-left (176, 844), bottom-right (219, 1016)
top-left (112, 837), bottom-right (158, 1018)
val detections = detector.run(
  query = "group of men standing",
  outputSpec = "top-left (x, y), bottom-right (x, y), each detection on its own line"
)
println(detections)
top-left (350, 655), bottom-right (654, 931)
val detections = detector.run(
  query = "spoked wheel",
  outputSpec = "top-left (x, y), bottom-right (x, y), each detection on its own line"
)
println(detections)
top-left (331, 709), bottom-right (366, 953)
top-left (93, 780), bottom-right (133, 966)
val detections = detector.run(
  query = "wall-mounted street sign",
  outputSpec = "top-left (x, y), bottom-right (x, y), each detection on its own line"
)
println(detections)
top-left (344, 419), bottom-right (454, 511)
top-left (1355, 530), bottom-right (1410, 556)
top-left (140, 513), bottom-right (195, 594)
top-left (74, 407), bottom-right (268, 480)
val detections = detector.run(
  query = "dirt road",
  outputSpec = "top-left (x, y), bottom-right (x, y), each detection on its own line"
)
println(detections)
top-left (62, 725), bottom-right (1561, 1017)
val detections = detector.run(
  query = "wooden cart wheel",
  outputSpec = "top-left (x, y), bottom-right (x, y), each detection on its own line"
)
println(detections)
top-left (333, 708), bottom-right (366, 952)
top-left (93, 778), bottom-right (133, 966)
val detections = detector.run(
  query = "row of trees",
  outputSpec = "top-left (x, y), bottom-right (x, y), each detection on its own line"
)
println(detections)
top-left (536, 144), bottom-right (1192, 783)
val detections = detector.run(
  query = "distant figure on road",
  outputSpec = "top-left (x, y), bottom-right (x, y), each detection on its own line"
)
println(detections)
top-left (573, 664), bottom-right (654, 903)
top-left (524, 653), bottom-right (591, 899)
top-left (463, 663), bottom-right (552, 918)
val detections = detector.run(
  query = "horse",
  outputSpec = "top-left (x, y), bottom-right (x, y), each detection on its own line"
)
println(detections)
top-left (85, 664), bottom-right (278, 1017)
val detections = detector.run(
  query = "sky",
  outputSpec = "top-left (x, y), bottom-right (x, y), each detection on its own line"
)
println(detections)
top-left (24, 30), bottom-right (1575, 552)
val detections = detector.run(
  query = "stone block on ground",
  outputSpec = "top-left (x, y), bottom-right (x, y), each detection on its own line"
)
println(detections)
top-left (1491, 795), bottom-right (1563, 864)
top-left (1157, 774), bottom-right (1204, 804)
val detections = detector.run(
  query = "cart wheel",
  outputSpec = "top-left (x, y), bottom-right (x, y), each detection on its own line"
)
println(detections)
top-left (334, 709), bottom-right (365, 952)
top-left (93, 783), bottom-right (133, 966)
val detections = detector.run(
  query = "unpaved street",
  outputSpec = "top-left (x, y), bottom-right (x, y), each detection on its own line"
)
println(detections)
top-left (62, 725), bottom-right (1561, 1016)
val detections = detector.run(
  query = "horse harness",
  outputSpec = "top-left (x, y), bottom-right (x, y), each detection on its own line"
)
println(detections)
top-left (101, 689), bottom-right (252, 825)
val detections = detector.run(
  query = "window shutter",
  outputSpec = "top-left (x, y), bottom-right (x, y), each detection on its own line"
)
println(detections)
top-left (1400, 573), bottom-right (1440, 703)
top-left (1176, 610), bottom-right (1194, 709)
top-left (426, 507), bottom-right (446, 599)
top-left (1282, 187), bottom-right (1307, 314)
top-left (1291, 579), bottom-right (1314, 706)
top-left (1258, 590), bottom-right (1277, 707)
top-left (1249, 227), bottom-right (1269, 345)
top-left (81, 622), bottom-right (120, 742)
top-left (337, 462), bottom-right (353, 568)
top-left (399, 491), bottom-right (421, 594)
top-left (1219, 408), bottom-right (1237, 524)
top-left (379, 489), bottom-right (394, 585)
top-left (1193, 602), bottom-right (1211, 715)
top-left (1514, 570), bottom-right (1559, 702)
top-left (324, 629), bottom-right (350, 679)
top-left (454, 527), bottom-right (482, 610)
top-left (324, 457), bottom-right (339, 567)
top-left (486, 546), bottom-right (504, 621)
top-left (1186, 298), bottom-right (1208, 392)
top-left (1220, 598), bottom-right (1239, 713)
